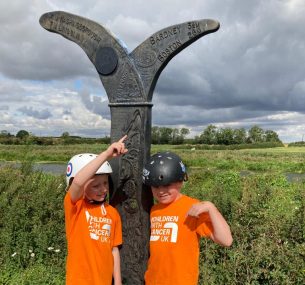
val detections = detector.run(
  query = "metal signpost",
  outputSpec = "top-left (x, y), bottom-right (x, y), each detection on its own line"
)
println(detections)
top-left (40, 11), bottom-right (219, 284)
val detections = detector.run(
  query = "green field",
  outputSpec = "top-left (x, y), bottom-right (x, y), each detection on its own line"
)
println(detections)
top-left (1, 144), bottom-right (305, 172)
top-left (0, 144), bottom-right (304, 284)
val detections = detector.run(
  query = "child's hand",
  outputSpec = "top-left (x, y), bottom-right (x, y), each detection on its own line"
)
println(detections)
top-left (188, 201), bottom-right (233, 247)
top-left (106, 135), bottom-right (128, 158)
top-left (186, 201), bottom-right (215, 218)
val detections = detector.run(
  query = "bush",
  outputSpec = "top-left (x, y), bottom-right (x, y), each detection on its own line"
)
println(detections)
top-left (0, 162), bottom-right (66, 284)
top-left (183, 170), bottom-right (305, 284)
top-left (288, 141), bottom-right (305, 147)
top-left (1, 158), bottom-right (304, 284)
top-left (173, 142), bottom-right (284, 150)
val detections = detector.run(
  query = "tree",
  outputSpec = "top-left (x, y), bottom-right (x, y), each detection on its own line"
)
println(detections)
top-left (178, 128), bottom-right (190, 144)
top-left (61, 131), bottom-right (70, 138)
top-left (248, 125), bottom-right (264, 143)
top-left (152, 126), bottom-right (190, 144)
top-left (264, 130), bottom-right (281, 143)
top-left (151, 126), bottom-right (161, 144)
top-left (171, 128), bottom-right (180, 144)
top-left (200, 125), bottom-right (217, 144)
top-left (0, 130), bottom-right (11, 137)
top-left (233, 128), bottom-right (247, 144)
top-left (180, 128), bottom-right (190, 138)
top-left (216, 128), bottom-right (234, 145)
top-left (16, 130), bottom-right (30, 140)
top-left (159, 127), bottom-right (173, 144)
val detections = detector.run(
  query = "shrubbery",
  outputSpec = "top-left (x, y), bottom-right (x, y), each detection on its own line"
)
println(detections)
top-left (172, 142), bottom-right (284, 150)
top-left (288, 141), bottom-right (305, 147)
top-left (183, 170), bottom-right (305, 284)
top-left (0, 162), bottom-right (66, 284)
top-left (0, 135), bottom-right (111, 146)
top-left (0, 161), bottom-right (304, 284)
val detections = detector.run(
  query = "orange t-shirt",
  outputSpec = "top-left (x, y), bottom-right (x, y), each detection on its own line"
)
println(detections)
top-left (64, 192), bottom-right (122, 285)
top-left (145, 195), bottom-right (213, 285)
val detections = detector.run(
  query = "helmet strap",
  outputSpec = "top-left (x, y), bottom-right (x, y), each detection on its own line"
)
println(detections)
top-left (183, 173), bottom-right (189, 182)
top-left (87, 194), bottom-right (107, 205)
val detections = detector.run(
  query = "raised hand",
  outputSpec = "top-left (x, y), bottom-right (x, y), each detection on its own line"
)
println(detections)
top-left (106, 135), bottom-right (128, 158)
top-left (186, 201), bottom-right (215, 218)
top-left (187, 201), bottom-right (233, 246)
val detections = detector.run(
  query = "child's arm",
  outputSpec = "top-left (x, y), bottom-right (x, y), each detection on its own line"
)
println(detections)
top-left (68, 135), bottom-right (128, 203)
top-left (112, 247), bottom-right (122, 285)
top-left (187, 201), bottom-right (233, 247)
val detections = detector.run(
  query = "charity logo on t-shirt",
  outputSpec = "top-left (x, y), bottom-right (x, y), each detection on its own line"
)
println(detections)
top-left (85, 210), bottom-right (112, 243)
top-left (150, 215), bottom-right (179, 243)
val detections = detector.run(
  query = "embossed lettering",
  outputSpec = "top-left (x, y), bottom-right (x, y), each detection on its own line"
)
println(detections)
top-left (157, 40), bottom-right (182, 62)
top-left (150, 26), bottom-right (181, 45)
top-left (187, 21), bottom-right (202, 39)
top-left (48, 15), bottom-right (101, 43)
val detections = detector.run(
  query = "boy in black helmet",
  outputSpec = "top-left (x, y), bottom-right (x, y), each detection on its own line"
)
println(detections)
top-left (143, 151), bottom-right (233, 285)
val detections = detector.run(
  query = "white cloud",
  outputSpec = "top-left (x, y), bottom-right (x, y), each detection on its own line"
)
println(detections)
top-left (0, 0), bottom-right (304, 142)
top-left (0, 78), bottom-right (111, 136)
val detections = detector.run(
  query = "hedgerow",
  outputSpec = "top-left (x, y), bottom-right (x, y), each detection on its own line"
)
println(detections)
top-left (1, 161), bottom-right (304, 284)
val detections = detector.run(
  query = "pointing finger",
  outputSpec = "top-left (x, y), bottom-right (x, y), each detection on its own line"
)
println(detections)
top-left (119, 135), bottom-right (127, 143)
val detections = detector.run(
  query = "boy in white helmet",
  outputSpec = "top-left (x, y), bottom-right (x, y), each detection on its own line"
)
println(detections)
top-left (64, 135), bottom-right (127, 285)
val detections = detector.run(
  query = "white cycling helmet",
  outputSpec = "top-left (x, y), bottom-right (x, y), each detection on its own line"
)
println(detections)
top-left (66, 153), bottom-right (112, 186)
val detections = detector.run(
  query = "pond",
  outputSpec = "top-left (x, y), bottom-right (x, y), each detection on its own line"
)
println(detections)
top-left (33, 163), bottom-right (66, 175)
top-left (0, 162), bottom-right (66, 175)
top-left (1, 162), bottom-right (305, 182)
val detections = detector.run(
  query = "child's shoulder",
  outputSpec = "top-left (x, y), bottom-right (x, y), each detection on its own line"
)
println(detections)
top-left (178, 195), bottom-right (200, 208)
top-left (104, 203), bottom-right (120, 216)
top-left (182, 194), bottom-right (199, 203)
top-left (105, 202), bottom-right (117, 210)
top-left (152, 195), bottom-right (199, 211)
top-left (168, 194), bottom-right (198, 204)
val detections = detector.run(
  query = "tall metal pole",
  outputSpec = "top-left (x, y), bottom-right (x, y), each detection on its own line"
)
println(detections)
top-left (40, 11), bottom-right (219, 284)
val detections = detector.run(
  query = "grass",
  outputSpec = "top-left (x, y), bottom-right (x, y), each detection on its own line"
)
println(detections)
top-left (0, 144), bottom-right (304, 284)
top-left (1, 144), bottom-right (305, 176)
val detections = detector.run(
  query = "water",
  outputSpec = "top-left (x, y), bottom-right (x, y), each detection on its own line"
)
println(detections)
top-left (0, 162), bottom-right (66, 175)
top-left (1, 162), bottom-right (305, 182)
top-left (285, 172), bottom-right (305, 183)
top-left (33, 163), bottom-right (66, 175)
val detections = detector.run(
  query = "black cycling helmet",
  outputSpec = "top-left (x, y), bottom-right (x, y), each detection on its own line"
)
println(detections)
top-left (143, 151), bottom-right (187, 187)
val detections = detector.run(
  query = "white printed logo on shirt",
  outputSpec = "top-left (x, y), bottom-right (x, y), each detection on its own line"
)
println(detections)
top-left (150, 216), bottom-right (179, 243)
top-left (85, 210), bottom-right (112, 243)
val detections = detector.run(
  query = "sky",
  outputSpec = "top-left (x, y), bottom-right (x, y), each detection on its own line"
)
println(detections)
top-left (0, 0), bottom-right (305, 142)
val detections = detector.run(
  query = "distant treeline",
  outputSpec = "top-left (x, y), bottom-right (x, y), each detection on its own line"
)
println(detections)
top-left (288, 141), bottom-right (305, 147)
top-left (0, 130), bottom-right (110, 145)
top-left (152, 124), bottom-right (283, 145)
top-left (0, 124), bottom-right (283, 146)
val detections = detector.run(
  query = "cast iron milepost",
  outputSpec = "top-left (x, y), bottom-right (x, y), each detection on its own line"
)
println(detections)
top-left (39, 11), bottom-right (219, 285)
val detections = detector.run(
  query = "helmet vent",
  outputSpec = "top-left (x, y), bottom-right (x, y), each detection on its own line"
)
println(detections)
top-left (158, 175), bottom-right (163, 181)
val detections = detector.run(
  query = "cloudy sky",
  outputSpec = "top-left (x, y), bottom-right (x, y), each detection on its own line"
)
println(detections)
top-left (0, 0), bottom-right (304, 142)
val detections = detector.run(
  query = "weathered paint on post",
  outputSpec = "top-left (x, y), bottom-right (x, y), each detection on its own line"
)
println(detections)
top-left (39, 11), bottom-right (219, 284)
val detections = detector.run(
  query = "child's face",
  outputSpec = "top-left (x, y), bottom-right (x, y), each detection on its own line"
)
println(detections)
top-left (84, 174), bottom-right (109, 202)
top-left (151, 181), bottom-right (183, 204)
